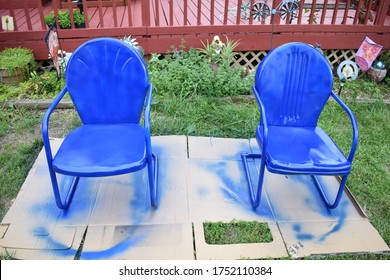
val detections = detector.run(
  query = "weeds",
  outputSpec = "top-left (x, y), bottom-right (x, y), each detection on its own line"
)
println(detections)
top-left (147, 40), bottom-right (253, 98)
top-left (0, 44), bottom-right (389, 259)
top-left (204, 220), bottom-right (273, 244)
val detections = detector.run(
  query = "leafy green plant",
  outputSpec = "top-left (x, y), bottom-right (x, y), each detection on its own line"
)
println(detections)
top-left (198, 35), bottom-right (240, 67)
top-left (0, 71), bottom-right (65, 101)
top-left (148, 41), bottom-right (252, 98)
top-left (58, 10), bottom-right (71, 29)
top-left (44, 10), bottom-right (87, 29)
top-left (19, 71), bottom-right (65, 99)
top-left (334, 74), bottom-right (389, 99)
top-left (73, 10), bottom-right (86, 26)
top-left (44, 11), bottom-right (56, 27)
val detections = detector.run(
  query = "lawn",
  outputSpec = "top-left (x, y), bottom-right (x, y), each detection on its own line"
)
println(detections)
top-left (0, 90), bottom-right (389, 259)
top-left (0, 42), bottom-right (389, 259)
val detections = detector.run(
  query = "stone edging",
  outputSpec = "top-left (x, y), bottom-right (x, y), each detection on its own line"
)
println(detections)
top-left (2, 96), bottom-right (390, 110)
top-left (2, 99), bottom-right (74, 109)
top-left (225, 95), bottom-right (390, 104)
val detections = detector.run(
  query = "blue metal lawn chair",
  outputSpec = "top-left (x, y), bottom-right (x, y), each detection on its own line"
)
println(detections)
top-left (42, 38), bottom-right (158, 210)
top-left (241, 42), bottom-right (358, 209)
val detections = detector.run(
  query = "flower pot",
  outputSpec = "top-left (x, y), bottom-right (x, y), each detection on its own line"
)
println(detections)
top-left (0, 67), bottom-right (28, 84)
top-left (75, 22), bottom-right (86, 28)
top-left (367, 66), bottom-right (387, 82)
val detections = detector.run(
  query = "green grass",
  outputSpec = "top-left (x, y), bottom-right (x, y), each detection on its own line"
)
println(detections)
top-left (0, 108), bottom-right (80, 219)
top-left (204, 221), bottom-right (273, 244)
top-left (319, 100), bottom-right (390, 246)
top-left (0, 108), bottom-right (43, 218)
top-left (0, 76), bottom-right (389, 259)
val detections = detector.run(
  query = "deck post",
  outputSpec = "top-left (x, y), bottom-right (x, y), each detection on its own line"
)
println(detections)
top-left (375, 0), bottom-right (390, 25)
top-left (141, 0), bottom-right (151, 26)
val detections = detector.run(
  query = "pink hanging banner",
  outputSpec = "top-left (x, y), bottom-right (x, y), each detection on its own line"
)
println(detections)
top-left (355, 37), bottom-right (383, 72)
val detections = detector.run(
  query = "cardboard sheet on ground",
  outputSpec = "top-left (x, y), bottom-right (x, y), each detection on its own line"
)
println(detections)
top-left (0, 136), bottom-right (388, 259)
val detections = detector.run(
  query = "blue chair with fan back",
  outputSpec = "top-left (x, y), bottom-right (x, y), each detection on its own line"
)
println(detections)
top-left (241, 42), bottom-right (358, 209)
top-left (42, 38), bottom-right (158, 209)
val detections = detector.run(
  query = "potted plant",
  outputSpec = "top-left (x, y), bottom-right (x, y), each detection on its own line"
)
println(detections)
top-left (198, 35), bottom-right (240, 74)
top-left (0, 47), bottom-right (36, 84)
top-left (44, 11), bottom-right (56, 27)
top-left (73, 10), bottom-right (86, 28)
top-left (44, 10), bottom-right (87, 29)
top-left (58, 10), bottom-right (72, 29)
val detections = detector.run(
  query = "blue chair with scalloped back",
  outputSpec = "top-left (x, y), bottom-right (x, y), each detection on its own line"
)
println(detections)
top-left (42, 38), bottom-right (158, 210)
top-left (241, 42), bottom-right (358, 209)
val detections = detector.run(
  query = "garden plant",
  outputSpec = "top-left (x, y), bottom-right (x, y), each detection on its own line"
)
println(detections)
top-left (0, 42), bottom-right (389, 260)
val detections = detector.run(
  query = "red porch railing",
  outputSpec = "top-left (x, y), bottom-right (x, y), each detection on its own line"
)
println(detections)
top-left (0, 0), bottom-right (389, 59)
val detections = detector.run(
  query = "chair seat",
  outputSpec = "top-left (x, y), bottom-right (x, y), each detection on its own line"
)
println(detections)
top-left (53, 123), bottom-right (147, 176)
top-left (256, 125), bottom-right (351, 175)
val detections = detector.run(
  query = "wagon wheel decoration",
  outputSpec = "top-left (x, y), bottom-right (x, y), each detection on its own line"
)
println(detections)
top-left (279, 1), bottom-right (300, 23)
top-left (251, 2), bottom-right (271, 22)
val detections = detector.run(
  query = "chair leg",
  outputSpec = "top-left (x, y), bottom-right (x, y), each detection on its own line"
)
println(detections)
top-left (312, 174), bottom-right (348, 209)
top-left (241, 153), bottom-right (266, 209)
top-left (147, 153), bottom-right (158, 207)
top-left (48, 166), bottom-right (79, 210)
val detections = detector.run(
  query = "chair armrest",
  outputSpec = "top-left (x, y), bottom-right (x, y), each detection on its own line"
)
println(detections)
top-left (41, 87), bottom-right (68, 161)
top-left (252, 86), bottom-right (269, 152)
top-left (330, 91), bottom-right (359, 162)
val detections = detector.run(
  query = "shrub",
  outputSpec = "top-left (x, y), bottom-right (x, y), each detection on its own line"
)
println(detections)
top-left (0, 47), bottom-right (36, 79)
top-left (147, 41), bottom-right (253, 98)
top-left (19, 71), bottom-right (65, 99)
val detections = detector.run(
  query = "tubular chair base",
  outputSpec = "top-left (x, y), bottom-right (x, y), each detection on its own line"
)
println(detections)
top-left (241, 153), bottom-right (349, 209)
top-left (49, 153), bottom-right (159, 210)
top-left (149, 153), bottom-right (159, 207)
top-left (50, 174), bottom-right (80, 210)
top-left (241, 152), bottom-right (265, 209)
top-left (312, 174), bottom-right (348, 209)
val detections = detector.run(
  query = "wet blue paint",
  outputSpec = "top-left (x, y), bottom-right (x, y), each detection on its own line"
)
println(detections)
top-left (296, 233), bottom-right (315, 241)
top-left (293, 224), bottom-right (301, 232)
top-left (197, 187), bottom-right (210, 198)
top-left (318, 200), bottom-right (348, 242)
top-left (196, 157), bottom-right (274, 220)
top-left (27, 144), bottom-right (166, 259)
top-left (80, 231), bottom-right (145, 260)
top-left (293, 223), bottom-right (314, 241)
top-left (285, 175), bottom-right (349, 242)
top-left (29, 176), bottom-right (98, 223)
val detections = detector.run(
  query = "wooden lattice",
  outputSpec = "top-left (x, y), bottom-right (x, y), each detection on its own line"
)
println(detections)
top-left (232, 51), bottom-right (268, 71)
top-left (36, 60), bottom-right (56, 74)
top-left (232, 49), bottom-right (358, 71)
top-left (37, 50), bottom-right (358, 73)
top-left (324, 49), bottom-right (357, 69)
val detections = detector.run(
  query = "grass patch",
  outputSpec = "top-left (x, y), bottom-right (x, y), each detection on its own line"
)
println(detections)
top-left (0, 108), bottom-right (80, 219)
top-left (204, 220), bottom-right (273, 244)
top-left (0, 70), bottom-right (389, 259)
top-left (319, 100), bottom-right (390, 246)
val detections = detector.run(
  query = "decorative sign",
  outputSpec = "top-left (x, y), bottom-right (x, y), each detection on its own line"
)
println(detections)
top-left (1, 15), bottom-right (14, 31)
top-left (355, 37), bottom-right (383, 72)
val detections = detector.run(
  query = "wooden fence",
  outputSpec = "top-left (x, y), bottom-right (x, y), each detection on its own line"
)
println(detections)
top-left (0, 0), bottom-right (389, 59)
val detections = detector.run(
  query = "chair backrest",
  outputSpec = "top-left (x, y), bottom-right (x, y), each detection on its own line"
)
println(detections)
top-left (66, 38), bottom-right (149, 124)
top-left (255, 42), bottom-right (333, 127)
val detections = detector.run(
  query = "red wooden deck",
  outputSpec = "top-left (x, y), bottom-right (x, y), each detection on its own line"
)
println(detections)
top-left (1, 0), bottom-right (389, 60)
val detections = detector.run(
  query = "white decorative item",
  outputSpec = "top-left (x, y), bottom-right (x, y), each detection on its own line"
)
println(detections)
top-left (2, 15), bottom-right (14, 31)
top-left (122, 35), bottom-right (145, 57)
